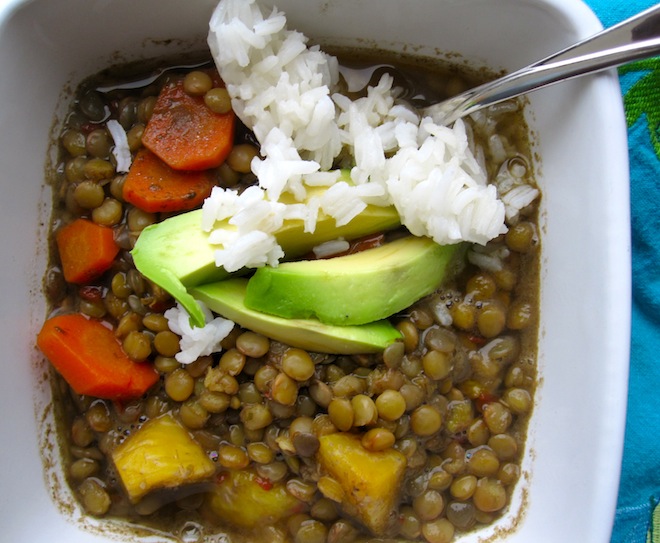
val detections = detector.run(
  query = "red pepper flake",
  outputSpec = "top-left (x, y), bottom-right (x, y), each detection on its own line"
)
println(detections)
top-left (453, 432), bottom-right (470, 445)
top-left (255, 476), bottom-right (273, 491)
top-left (215, 472), bottom-right (229, 485)
top-left (146, 299), bottom-right (171, 313)
top-left (79, 122), bottom-right (102, 134)
top-left (466, 333), bottom-right (488, 347)
top-left (346, 232), bottom-right (385, 255)
top-left (79, 285), bottom-right (104, 302)
top-left (476, 391), bottom-right (499, 412)
top-left (109, 99), bottom-right (122, 118)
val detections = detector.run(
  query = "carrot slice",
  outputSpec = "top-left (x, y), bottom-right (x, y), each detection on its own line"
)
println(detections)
top-left (37, 313), bottom-right (159, 400)
top-left (141, 78), bottom-right (235, 171)
top-left (122, 149), bottom-right (216, 213)
top-left (56, 218), bottom-right (120, 284)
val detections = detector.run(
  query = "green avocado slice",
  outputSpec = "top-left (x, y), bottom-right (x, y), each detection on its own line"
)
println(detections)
top-left (131, 173), bottom-right (400, 327)
top-left (132, 209), bottom-right (225, 327)
top-left (244, 236), bottom-right (466, 326)
top-left (191, 279), bottom-right (401, 354)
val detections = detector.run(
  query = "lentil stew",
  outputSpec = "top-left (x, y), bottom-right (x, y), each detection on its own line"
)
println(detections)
top-left (41, 49), bottom-right (539, 543)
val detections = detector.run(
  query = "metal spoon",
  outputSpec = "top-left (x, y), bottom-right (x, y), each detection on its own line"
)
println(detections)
top-left (340, 4), bottom-right (660, 125)
top-left (425, 3), bottom-right (660, 125)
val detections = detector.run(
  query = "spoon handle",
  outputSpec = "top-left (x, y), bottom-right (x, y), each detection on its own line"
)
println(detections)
top-left (424, 3), bottom-right (660, 125)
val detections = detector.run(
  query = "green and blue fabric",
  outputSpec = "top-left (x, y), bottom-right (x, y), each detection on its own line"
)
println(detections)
top-left (583, 1), bottom-right (660, 542)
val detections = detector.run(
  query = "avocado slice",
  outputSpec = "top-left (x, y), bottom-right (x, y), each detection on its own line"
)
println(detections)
top-left (244, 236), bottom-right (465, 325)
top-left (191, 279), bottom-right (401, 354)
top-left (132, 173), bottom-right (400, 327)
top-left (132, 209), bottom-right (223, 326)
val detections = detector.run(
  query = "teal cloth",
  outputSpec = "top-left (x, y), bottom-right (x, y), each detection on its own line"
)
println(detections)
top-left (581, 1), bottom-right (660, 542)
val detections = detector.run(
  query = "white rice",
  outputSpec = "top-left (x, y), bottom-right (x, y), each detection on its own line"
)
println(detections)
top-left (492, 156), bottom-right (540, 221)
top-left (208, 0), bottom-right (341, 181)
top-left (165, 301), bottom-right (234, 364)
top-left (201, 185), bottom-right (286, 271)
top-left (312, 238), bottom-right (350, 259)
top-left (204, 0), bottom-right (534, 274)
top-left (467, 243), bottom-right (510, 272)
top-left (106, 119), bottom-right (132, 173)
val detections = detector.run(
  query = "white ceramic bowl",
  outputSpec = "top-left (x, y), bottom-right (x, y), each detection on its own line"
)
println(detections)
top-left (0, 0), bottom-right (630, 541)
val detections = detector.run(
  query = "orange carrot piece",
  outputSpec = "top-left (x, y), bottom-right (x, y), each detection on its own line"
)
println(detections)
top-left (122, 149), bottom-right (216, 213)
top-left (56, 218), bottom-right (120, 284)
top-left (141, 78), bottom-right (236, 171)
top-left (37, 313), bottom-right (159, 400)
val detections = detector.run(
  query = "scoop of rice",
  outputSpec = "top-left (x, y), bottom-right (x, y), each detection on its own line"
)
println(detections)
top-left (206, 0), bottom-right (519, 268)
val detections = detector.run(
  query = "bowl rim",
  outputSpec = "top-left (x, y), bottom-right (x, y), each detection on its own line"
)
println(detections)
top-left (0, 0), bottom-right (631, 542)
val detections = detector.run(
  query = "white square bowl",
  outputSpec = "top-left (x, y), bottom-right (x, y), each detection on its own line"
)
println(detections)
top-left (0, 0), bottom-right (630, 542)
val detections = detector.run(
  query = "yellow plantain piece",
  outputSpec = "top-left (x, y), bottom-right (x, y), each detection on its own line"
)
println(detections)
top-left (205, 468), bottom-right (304, 527)
top-left (317, 432), bottom-right (407, 536)
top-left (111, 414), bottom-right (216, 503)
